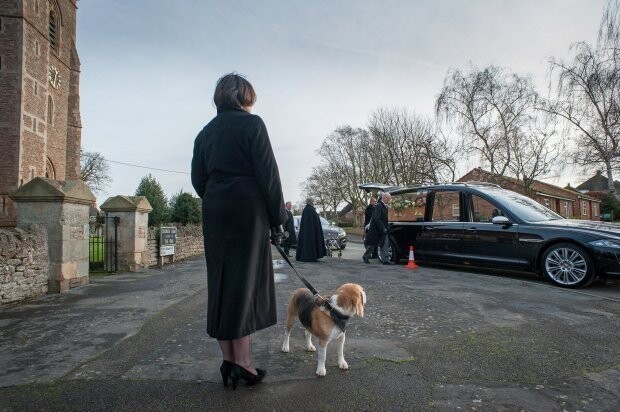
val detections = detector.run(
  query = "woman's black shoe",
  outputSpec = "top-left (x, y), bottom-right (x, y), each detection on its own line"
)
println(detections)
top-left (230, 364), bottom-right (266, 390)
top-left (220, 360), bottom-right (233, 387)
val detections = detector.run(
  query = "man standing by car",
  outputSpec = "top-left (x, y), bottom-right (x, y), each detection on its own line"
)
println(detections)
top-left (363, 192), bottom-right (394, 264)
top-left (282, 201), bottom-right (297, 256)
top-left (363, 197), bottom-right (378, 258)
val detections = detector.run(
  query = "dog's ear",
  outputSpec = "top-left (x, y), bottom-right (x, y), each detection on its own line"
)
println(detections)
top-left (356, 300), bottom-right (364, 317)
top-left (356, 289), bottom-right (366, 317)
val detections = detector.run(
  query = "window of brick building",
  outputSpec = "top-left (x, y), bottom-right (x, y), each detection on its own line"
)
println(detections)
top-left (34, 81), bottom-right (38, 96)
top-left (35, 0), bottom-right (39, 13)
top-left (593, 203), bottom-right (599, 217)
top-left (582, 201), bottom-right (588, 216)
top-left (47, 95), bottom-right (54, 125)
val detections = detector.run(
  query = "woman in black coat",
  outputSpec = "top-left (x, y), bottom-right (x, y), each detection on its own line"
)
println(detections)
top-left (191, 73), bottom-right (286, 388)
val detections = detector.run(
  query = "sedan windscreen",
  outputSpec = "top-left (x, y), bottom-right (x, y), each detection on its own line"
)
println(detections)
top-left (491, 190), bottom-right (563, 222)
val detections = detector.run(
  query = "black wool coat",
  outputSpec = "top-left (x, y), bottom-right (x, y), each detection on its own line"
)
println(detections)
top-left (365, 200), bottom-right (388, 246)
top-left (191, 107), bottom-right (286, 340)
top-left (295, 205), bottom-right (326, 262)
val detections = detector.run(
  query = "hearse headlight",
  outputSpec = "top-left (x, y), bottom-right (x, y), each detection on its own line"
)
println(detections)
top-left (589, 239), bottom-right (620, 249)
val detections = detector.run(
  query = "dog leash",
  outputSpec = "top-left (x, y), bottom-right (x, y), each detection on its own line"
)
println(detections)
top-left (274, 243), bottom-right (319, 295)
top-left (274, 243), bottom-right (349, 332)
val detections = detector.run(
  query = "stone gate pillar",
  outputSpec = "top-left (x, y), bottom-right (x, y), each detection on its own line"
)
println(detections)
top-left (9, 178), bottom-right (95, 293)
top-left (100, 196), bottom-right (152, 272)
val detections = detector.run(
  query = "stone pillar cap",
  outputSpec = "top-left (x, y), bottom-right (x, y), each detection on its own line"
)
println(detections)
top-left (9, 178), bottom-right (95, 205)
top-left (100, 195), bottom-right (153, 213)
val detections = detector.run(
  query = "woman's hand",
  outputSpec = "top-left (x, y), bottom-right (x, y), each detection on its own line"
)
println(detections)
top-left (270, 226), bottom-right (283, 246)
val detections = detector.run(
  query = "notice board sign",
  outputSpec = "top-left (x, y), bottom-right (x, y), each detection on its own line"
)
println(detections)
top-left (160, 227), bottom-right (177, 256)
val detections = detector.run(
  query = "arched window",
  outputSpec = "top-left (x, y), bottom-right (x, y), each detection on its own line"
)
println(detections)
top-left (48, 1), bottom-right (61, 50)
top-left (45, 157), bottom-right (55, 179)
top-left (47, 95), bottom-right (54, 125)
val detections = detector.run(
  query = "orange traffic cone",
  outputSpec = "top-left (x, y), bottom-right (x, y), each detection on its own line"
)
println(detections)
top-left (405, 246), bottom-right (419, 269)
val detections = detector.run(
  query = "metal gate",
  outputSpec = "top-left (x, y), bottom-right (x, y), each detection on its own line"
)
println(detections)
top-left (89, 215), bottom-right (119, 272)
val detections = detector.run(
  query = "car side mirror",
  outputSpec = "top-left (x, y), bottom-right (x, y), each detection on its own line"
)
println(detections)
top-left (492, 216), bottom-right (512, 225)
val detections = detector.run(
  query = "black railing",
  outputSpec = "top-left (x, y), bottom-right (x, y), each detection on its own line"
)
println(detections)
top-left (89, 216), bottom-right (119, 272)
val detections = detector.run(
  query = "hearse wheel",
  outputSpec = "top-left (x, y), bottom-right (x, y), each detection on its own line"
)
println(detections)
top-left (542, 242), bottom-right (595, 288)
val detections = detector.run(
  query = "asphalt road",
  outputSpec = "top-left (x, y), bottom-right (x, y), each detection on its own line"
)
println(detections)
top-left (0, 240), bottom-right (618, 411)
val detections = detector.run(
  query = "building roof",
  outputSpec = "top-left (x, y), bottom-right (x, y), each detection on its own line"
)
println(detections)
top-left (458, 168), bottom-right (600, 202)
top-left (575, 170), bottom-right (620, 192)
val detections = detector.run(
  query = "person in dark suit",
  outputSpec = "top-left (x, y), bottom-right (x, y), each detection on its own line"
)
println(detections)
top-left (363, 197), bottom-right (377, 258)
top-left (191, 73), bottom-right (286, 388)
top-left (282, 201), bottom-right (297, 256)
top-left (295, 197), bottom-right (327, 262)
top-left (363, 192), bottom-right (394, 264)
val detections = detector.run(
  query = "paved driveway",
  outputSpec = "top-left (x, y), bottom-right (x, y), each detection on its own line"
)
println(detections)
top-left (1, 244), bottom-right (618, 411)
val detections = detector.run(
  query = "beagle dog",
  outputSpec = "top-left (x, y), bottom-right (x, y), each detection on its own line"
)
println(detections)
top-left (281, 283), bottom-right (367, 376)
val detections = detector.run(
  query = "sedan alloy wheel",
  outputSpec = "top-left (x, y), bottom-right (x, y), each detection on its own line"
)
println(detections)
top-left (542, 243), bottom-right (594, 288)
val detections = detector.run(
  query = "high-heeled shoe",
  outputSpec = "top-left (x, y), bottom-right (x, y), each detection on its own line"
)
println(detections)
top-left (230, 364), bottom-right (266, 390)
top-left (220, 360), bottom-right (233, 387)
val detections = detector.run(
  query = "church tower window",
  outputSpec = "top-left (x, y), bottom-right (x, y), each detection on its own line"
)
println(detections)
top-left (47, 95), bottom-right (54, 125)
top-left (45, 157), bottom-right (55, 179)
top-left (48, 2), bottom-right (60, 50)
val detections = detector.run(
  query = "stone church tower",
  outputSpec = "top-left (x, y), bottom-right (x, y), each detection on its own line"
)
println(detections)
top-left (0, 0), bottom-right (81, 227)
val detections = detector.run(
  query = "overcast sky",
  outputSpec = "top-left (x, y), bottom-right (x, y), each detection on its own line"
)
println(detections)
top-left (77, 0), bottom-right (605, 206)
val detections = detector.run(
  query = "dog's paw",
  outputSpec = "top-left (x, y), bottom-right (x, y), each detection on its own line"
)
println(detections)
top-left (339, 359), bottom-right (349, 370)
top-left (305, 343), bottom-right (316, 352)
top-left (316, 367), bottom-right (327, 376)
top-left (281, 343), bottom-right (289, 353)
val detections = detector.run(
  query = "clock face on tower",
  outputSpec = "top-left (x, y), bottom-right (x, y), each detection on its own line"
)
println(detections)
top-left (48, 66), bottom-right (62, 89)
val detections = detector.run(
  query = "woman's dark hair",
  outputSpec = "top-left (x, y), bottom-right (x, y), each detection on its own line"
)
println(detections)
top-left (213, 73), bottom-right (257, 110)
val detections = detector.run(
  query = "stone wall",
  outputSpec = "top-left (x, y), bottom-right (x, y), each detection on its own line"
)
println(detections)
top-left (147, 225), bottom-right (204, 266)
top-left (0, 224), bottom-right (48, 305)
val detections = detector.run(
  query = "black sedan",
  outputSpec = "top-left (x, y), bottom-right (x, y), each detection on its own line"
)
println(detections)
top-left (359, 182), bottom-right (620, 288)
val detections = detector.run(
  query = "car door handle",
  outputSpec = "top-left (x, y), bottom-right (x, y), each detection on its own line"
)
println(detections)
top-left (466, 227), bottom-right (477, 233)
top-left (423, 226), bottom-right (434, 231)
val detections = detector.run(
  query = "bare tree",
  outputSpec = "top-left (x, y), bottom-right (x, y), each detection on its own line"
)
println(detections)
top-left (542, 42), bottom-right (620, 196)
top-left (306, 111), bottom-right (459, 213)
top-left (314, 126), bottom-right (374, 210)
top-left (508, 113), bottom-right (565, 191)
top-left (302, 166), bottom-right (342, 218)
top-left (599, 0), bottom-right (620, 49)
top-left (368, 107), bottom-right (458, 185)
top-left (436, 65), bottom-right (539, 181)
top-left (80, 150), bottom-right (112, 194)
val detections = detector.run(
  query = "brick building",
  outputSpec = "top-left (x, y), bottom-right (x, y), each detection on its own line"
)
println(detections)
top-left (575, 170), bottom-right (620, 196)
top-left (458, 168), bottom-right (601, 221)
top-left (0, 0), bottom-right (81, 227)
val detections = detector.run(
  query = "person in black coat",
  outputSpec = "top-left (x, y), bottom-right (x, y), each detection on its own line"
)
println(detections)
top-left (295, 197), bottom-right (326, 262)
top-left (363, 192), bottom-right (394, 264)
top-left (191, 73), bottom-right (286, 387)
top-left (363, 197), bottom-right (377, 257)
top-left (282, 201), bottom-right (297, 256)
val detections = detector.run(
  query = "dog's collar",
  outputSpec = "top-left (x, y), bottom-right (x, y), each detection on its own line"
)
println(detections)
top-left (318, 297), bottom-right (350, 332)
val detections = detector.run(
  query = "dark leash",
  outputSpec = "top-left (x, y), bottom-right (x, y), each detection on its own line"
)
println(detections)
top-left (274, 243), bottom-right (349, 332)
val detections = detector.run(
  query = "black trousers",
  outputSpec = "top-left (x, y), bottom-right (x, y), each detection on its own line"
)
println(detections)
top-left (363, 244), bottom-right (376, 260)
